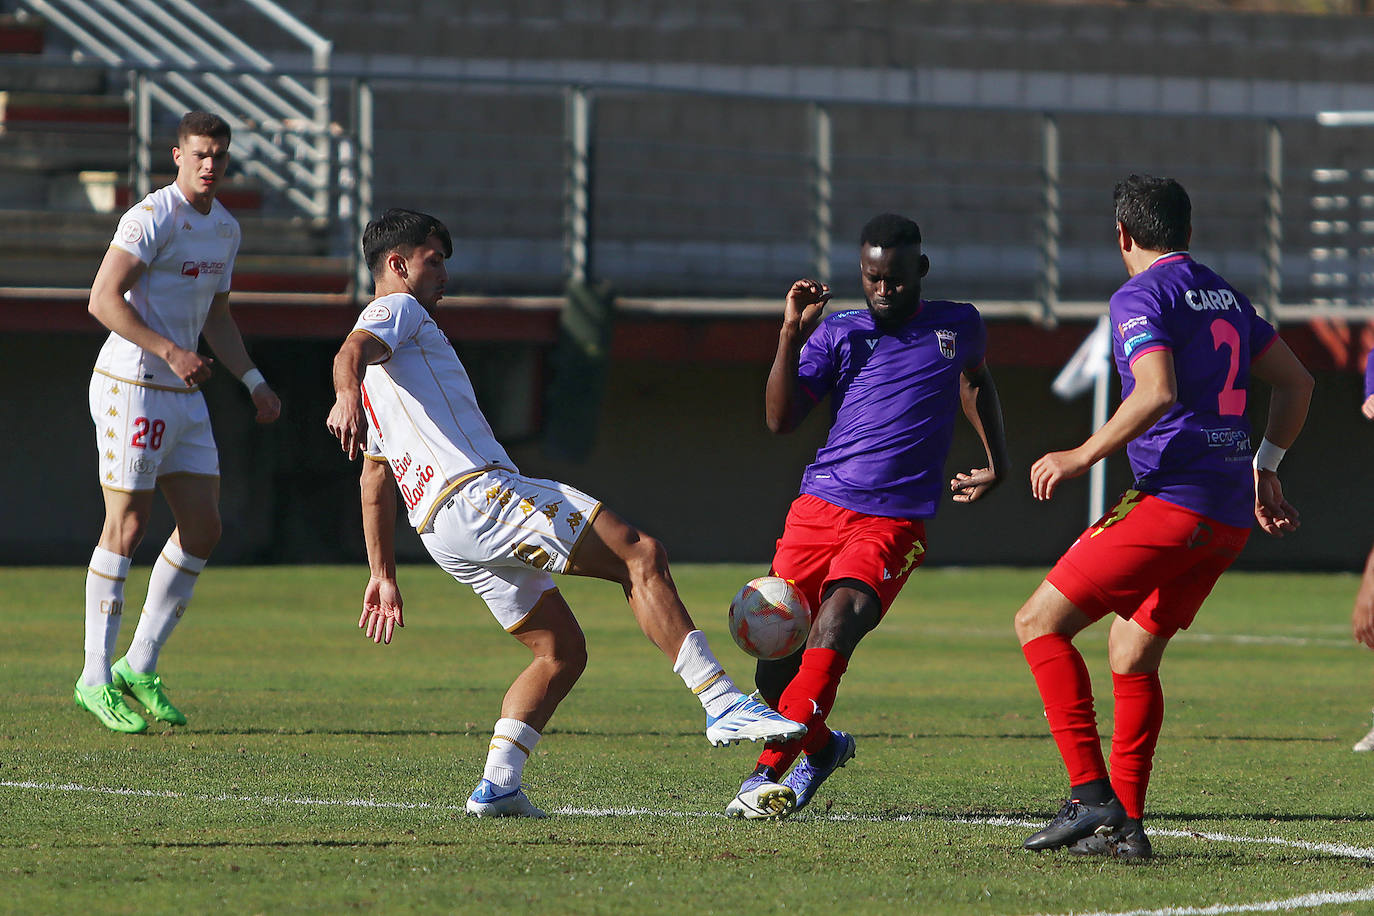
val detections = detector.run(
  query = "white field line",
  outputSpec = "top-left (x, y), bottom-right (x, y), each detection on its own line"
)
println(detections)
top-left (5, 781), bottom-right (1372, 914)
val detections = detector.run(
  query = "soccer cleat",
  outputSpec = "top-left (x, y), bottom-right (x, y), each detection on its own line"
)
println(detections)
top-left (1068, 818), bottom-right (1154, 861)
top-left (706, 692), bottom-right (806, 747)
top-left (1354, 709), bottom-right (1374, 752)
top-left (111, 657), bottom-right (187, 725)
top-left (465, 779), bottom-right (547, 818)
top-left (1022, 796), bottom-right (1128, 851)
top-left (73, 678), bottom-right (148, 734)
top-left (725, 774), bottom-right (797, 819)
top-left (782, 730), bottom-right (856, 812)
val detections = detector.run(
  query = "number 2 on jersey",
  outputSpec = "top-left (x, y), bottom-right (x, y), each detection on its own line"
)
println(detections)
top-left (1210, 319), bottom-right (1246, 416)
top-left (131, 416), bottom-right (166, 450)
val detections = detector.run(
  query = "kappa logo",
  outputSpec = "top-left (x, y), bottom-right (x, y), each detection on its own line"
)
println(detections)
top-left (935, 329), bottom-right (957, 359)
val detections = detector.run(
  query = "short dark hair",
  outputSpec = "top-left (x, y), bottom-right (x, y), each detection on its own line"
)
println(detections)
top-left (1114, 174), bottom-right (1191, 252)
top-left (177, 110), bottom-right (231, 145)
top-left (363, 208), bottom-right (454, 276)
top-left (859, 213), bottom-right (922, 249)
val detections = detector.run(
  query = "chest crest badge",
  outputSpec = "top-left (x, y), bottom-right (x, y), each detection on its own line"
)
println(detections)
top-left (935, 328), bottom-right (957, 360)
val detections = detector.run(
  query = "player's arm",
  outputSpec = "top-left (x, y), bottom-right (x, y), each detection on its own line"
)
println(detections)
top-left (1248, 336), bottom-right (1313, 537)
top-left (326, 330), bottom-right (390, 460)
top-left (1031, 348), bottom-right (1176, 502)
top-left (950, 362), bottom-right (1009, 503)
top-left (88, 246), bottom-right (211, 387)
top-left (359, 454), bottom-right (404, 645)
top-left (200, 292), bottom-right (281, 424)
top-left (1353, 542), bottom-right (1374, 650)
top-left (765, 278), bottom-right (830, 434)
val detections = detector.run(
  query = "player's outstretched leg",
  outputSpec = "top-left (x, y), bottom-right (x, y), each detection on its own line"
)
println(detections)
top-left (567, 509), bottom-right (804, 746)
top-left (725, 773), bottom-right (796, 819)
top-left (782, 730), bottom-right (856, 812)
top-left (1355, 708), bottom-right (1374, 752)
top-left (1067, 817), bottom-right (1153, 861)
top-left (111, 656), bottom-right (187, 725)
top-left (73, 678), bottom-right (147, 734)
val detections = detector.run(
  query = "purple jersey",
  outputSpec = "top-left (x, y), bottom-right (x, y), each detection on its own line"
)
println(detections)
top-left (795, 301), bottom-right (987, 519)
top-left (1110, 253), bottom-right (1277, 528)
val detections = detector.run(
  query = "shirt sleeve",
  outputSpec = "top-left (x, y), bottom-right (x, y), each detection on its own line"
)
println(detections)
top-left (108, 198), bottom-right (163, 265)
top-left (363, 428), bottom-right (387, 462)
top-left (351, 295), bottom-right (424, 359)
top-left (964, 308), bottom-right (988, 371)
top-left (1366, 350), bottom-right (1374, 400)
top-left (1110, 285), bottom-right (1171, 367)
top-left (796, 320), bottom-right (838, 403)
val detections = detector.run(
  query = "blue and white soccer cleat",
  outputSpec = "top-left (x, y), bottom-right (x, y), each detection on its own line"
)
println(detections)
top-left (705, 692), bottom-right (806, 747)
top-left (782, 730), bottom-right (855, 812)
top-left (465, 779), bottom-right (547, 818)
top-left (725, 773), bottom-right (796, 819)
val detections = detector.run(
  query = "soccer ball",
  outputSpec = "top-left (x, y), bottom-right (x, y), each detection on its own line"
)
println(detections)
top-left (728, 576), bottom-right (811, 660)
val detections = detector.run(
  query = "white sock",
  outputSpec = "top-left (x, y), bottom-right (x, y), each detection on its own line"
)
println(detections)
top-left (82, 547), bottom-right (132, 686)
top-left (482, 718), bottom-right (541, 792)
top-left (125, 540), bottom-right (206, 674)
top-left (672, 629), bottom-right (742, 718)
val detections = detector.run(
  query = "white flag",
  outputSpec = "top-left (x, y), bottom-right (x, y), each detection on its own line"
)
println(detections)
top-left (1052, 315), bottom-right (1112, 400)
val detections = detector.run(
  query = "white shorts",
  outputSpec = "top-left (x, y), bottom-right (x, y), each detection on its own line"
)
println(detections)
top-left (89, 372), bottom-right (219, 492)
top-left (420, 468), bottom-right (602, 631)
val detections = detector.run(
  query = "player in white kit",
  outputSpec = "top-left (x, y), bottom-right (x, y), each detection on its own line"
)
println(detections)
top-left (76, 111), bottom-right (282, 733)
top-left (326, 209), bottom-right (804, 816)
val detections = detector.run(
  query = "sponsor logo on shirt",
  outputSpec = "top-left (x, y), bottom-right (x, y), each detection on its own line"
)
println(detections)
top-left (1117, 315), bottom-right (1150, 336)
top-left (362, 303), bottom-right (392, 322)
top-left (1123, 331), bottom-right (1154, 357)
top-left (935, 329), bottom-right (957, 360)
top-left (181, 260), bottom-right (226, 278)
top-left (390, 452), bottom-right (436, 511)
top-left (1202, 427), bottom-right (1251, 459)
top-left (1185, 288), bottom-right (1238, 311)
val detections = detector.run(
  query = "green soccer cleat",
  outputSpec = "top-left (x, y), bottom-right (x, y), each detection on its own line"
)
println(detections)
top-left (74, 678), bottom-right (148, 734)
top-left (111, 657), bottom-right (187, 725)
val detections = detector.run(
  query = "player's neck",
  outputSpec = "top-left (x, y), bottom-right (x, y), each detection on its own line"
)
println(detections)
top-left (174, 177), bottom-right (215, 215)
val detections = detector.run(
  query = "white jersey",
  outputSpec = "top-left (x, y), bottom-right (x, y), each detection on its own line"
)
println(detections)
top-left (93, 182), bottom-right (241, 390)
top-left (353, 293), bottom-right (515, 532)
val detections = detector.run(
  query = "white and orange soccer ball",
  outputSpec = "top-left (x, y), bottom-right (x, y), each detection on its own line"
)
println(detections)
top-left (728, 576), bottom-right (812, 660)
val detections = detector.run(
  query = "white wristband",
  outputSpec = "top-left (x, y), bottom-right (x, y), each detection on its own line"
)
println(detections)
top-left (1253, 437), bottom-right (1286, 473)
top-left (240, 367), bottom-right (266, 393)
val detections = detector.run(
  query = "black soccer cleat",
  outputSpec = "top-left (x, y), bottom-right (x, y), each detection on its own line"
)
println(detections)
top-left (1022, 797), bottom-right (1128, 851)
top-left (1068, 818), bottom-right (1153, 861)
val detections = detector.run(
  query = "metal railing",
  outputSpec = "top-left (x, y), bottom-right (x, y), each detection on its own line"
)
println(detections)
top-left (19, 0), bottom-right (333, 219)
top-left (3, 52), bottom-right (1374, 318)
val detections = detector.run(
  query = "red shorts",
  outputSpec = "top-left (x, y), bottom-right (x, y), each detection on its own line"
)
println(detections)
top-left (1048, 490), bottom-right (1249, 639)
top-left (771, 494), bottom-right (927, 617)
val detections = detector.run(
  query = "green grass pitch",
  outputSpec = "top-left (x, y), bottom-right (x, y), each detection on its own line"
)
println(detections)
top-left (2, 564), bottom-right (1372, 915)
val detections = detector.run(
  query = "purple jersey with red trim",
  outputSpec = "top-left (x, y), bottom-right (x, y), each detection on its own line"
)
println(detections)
top-left (795, 301), bottom-right (986, 519)
top-left (1110, 253), bottom-right (1277, 527)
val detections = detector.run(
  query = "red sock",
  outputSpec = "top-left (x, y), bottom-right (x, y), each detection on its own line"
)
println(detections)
top-left (756, 647), bottom-right (849, 773)
top-left (1022, 633), bottom-right (1108, 786)
top-left (1109, 670), bottom-right (1163, 819)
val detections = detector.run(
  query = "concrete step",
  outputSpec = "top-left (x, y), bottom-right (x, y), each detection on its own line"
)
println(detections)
top-left (0, 15), bottom-right (44, 55)
top-left (0, 123), bottom-right (129, 172)
top-left (39, 171), bottom-right (266, 213)
top-left (0, 249), bottom-right (350, 293)
top-left (0, 209), bottom-right (330, 255)
top-left (0, 90), bottom-right (128, 126)
top-left (0, 58), bottom-right (107, 94)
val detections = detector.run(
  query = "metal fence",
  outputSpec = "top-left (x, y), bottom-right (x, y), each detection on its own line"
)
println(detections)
top-left (7, 57), bottom-right (1374, 320)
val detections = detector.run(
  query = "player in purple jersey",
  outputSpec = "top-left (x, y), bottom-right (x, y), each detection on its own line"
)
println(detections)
top-left (1353, 374), bottom-right (1374, 751)
top-left (725, 213), bottom-right (1009, 818)
top-left (1015, 175), bottom-right (1314, 858)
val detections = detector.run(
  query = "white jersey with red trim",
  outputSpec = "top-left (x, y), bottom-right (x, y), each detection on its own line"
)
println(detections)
top-left (353, 292), bottom-right (515, 532)
top-left (93, 182), bottom-right (241, 390)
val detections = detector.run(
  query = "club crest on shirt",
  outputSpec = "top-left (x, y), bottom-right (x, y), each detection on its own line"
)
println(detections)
top-left (935, 329), bottom-right (957, 360)
top-left (362, 303), bottom-right (392, 322)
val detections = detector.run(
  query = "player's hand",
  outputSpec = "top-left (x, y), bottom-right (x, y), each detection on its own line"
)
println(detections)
top-left (783, 279), bottom-right (831, 337)
top-left (950, 466), bottom-right (1001, 503)
top-left (167, 346), bottom-right (213, 387)
top-left (1353, 580), bottom-right (1374, 650)
top-left (360, 576), bottom-right (404, 645)
top-left (1030, 449), bottom-right (1091, 501)
top-left (1254, 469), bottom-right (1300, 537)
top-left (251, 383), bottom-right (281, 424)
top-left (1362, 394), bottom-right (1374, 420)
top-left (326, 394), bottom-right (367, 460)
